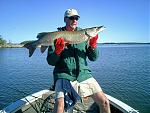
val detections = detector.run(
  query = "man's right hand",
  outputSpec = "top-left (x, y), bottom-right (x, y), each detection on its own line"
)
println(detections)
top-left (54, 38), bottom-right (65, 56)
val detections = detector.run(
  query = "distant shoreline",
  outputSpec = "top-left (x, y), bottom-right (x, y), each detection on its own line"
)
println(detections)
top-left (0, 43), bottom-right (149, 48)
top-left (0, 44), bottom-right (24, 48)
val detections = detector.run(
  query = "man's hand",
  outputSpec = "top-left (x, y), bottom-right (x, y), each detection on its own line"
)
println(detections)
top-left (55, 38), bottom-right (65, 56)
top-left (89, 34), bottom-right (98, 48)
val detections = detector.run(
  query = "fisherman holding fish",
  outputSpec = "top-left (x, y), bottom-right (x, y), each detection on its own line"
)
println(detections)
top-left (46, 9), bottom-right (111, 113)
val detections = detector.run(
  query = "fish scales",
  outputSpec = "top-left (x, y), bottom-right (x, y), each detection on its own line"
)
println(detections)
top-left (42, 30), bottom-right (88, 44)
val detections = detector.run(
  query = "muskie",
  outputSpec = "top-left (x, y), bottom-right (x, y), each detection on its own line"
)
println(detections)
top-left (24, 26), bottom-right (106, 57)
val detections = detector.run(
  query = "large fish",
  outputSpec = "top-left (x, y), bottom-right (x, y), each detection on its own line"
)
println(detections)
top-left (24, 26), bottom-right (106, 57)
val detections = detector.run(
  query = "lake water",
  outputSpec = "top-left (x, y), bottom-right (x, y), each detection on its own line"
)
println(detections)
top-left (0, 44), bottom-right (150, 113)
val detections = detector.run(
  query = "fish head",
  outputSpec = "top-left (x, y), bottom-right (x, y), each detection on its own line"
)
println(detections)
top-left (85, 26), bottom-right (106, 38)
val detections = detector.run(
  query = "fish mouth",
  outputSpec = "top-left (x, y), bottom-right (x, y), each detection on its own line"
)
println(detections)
top-left (97, 26), bottom-right (106, 32)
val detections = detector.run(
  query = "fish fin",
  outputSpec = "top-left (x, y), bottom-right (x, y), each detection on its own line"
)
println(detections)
top-left (28, 47), bottom-right (36, 57)
top-left (23, 41), bottom-right (36, 57)
top-left (41, 46), bottom-right (48, 53)
top-left (36, 32), bottom-right (48, 39)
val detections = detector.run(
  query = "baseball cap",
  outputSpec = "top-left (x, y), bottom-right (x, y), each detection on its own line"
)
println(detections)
top-left (64, 9), bottom-right (80, 18)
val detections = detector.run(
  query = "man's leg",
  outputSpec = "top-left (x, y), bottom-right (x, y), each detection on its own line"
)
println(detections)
top-left (91, 91), bottom-right (111, 113)
top-left (77, 77), bottom-right (111, 113)
top-left (53, 97), bottom-right (64, 113)
top-left (53, 79), bottom-right (65, 113)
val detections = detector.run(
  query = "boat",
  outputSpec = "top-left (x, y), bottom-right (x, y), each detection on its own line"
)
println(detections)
top-left (0, 89), bottom-right (139, 113)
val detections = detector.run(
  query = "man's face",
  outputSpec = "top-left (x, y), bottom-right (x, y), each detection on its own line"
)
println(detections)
top-left (64, 16), bottom-right (79, 30)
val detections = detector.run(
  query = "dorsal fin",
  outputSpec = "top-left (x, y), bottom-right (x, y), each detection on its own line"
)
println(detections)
top-left (36, 32), bottom-right (48, 39)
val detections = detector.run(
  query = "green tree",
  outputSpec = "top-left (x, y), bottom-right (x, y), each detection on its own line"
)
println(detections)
top-left (0, 35), bottom-right (7, 45)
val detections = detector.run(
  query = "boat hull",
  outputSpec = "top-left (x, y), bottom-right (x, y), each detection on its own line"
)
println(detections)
top-left (0, 89), bottom-right (139, 113)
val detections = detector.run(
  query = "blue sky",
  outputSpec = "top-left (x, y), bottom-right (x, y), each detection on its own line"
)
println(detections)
top-left (0, 0), bottom-right (149, 43)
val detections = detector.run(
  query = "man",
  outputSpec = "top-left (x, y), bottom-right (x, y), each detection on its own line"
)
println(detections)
top-left (47, 9), bottom-right (111, 113)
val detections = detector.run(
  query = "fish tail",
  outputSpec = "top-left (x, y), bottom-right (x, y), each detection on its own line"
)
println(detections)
top-left (23, 41), bottom-right (36, 57)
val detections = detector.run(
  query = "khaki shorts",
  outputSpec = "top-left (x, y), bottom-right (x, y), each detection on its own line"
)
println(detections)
top-left (55, 77), bottom-right (102, 99)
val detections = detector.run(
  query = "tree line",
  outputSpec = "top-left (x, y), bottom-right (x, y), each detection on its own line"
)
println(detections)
top-left (0, 35), bottom-right (35, 46)
top-left (0, 35), bottom-right (7, 45)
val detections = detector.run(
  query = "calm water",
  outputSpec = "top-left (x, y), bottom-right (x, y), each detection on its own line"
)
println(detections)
top-left (0, 44), bottom-right (150, 113)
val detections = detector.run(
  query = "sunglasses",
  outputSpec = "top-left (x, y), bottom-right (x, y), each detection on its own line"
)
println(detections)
top-left (68, 16), bottom-right (79, 21)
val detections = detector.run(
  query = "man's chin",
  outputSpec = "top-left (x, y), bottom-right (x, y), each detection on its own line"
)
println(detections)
top-left (71, 25), bottom-right (77, 29)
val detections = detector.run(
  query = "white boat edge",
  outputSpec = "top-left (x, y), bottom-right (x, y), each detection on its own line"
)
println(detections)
top-left (0, 90), bottom-right (51, 113)
top-left (105, 94), bottom-right (139, 113)
top-left (0, 89), bottom-right (139, 113)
